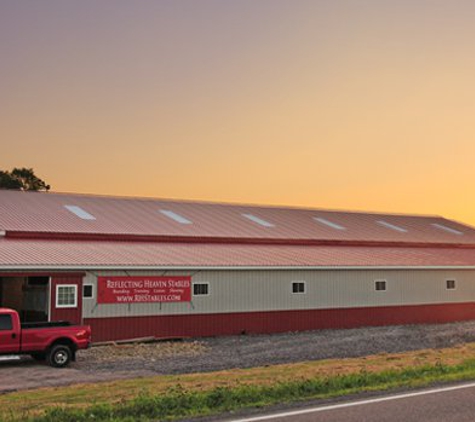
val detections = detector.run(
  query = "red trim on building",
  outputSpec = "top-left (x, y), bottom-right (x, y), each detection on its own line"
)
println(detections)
top-left (0, 272), bottom-right (86, 278)
top-left (84, 302), bottom-right (475, 342)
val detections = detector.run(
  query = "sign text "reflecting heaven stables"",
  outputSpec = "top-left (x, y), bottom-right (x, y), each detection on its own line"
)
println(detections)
top-left (97, 276), bottom-right (192, 304)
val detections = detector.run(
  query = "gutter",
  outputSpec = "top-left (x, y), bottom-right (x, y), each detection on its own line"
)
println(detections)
top-left (2, 265), bottom-right (475, 272)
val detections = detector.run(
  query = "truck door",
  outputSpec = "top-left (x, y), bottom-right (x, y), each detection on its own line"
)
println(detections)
top-left (0, 313), bottom-right (20, 354)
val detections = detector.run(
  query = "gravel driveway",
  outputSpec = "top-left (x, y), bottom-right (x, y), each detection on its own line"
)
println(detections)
top-left (2, 320), bottom-right (475, 393)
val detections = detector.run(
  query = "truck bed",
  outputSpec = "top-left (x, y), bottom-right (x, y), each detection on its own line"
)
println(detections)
top-left (21, 321), bottom-right (72, 329)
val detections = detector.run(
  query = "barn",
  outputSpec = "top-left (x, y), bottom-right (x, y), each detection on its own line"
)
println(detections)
top-left (1, 189), bottom-right (475, 343)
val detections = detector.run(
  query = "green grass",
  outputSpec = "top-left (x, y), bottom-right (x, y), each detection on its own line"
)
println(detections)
top-left (12, 358), bottom-right (475, 422)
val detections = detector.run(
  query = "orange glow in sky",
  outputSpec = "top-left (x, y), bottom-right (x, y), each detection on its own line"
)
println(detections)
top-left (1, 1), bottom-right (475, 224)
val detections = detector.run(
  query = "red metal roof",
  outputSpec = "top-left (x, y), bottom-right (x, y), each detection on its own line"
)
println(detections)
top-left (1, 190), bottom-right (474, 246)
top-left (1, 238), bottom-right (475, 269)
top-left (1, 191), bottom-right (475, 269)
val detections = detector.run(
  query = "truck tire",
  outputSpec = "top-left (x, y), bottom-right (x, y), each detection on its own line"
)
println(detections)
top-left (47, 344), bottom-right (72, 368)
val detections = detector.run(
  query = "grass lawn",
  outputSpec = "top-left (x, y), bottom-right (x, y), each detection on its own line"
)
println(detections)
top-left (3, 342), bottom-right (475, 421)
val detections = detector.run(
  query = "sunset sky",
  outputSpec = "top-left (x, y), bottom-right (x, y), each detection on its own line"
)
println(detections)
top-left (1, 1), bottom-right (475, 224)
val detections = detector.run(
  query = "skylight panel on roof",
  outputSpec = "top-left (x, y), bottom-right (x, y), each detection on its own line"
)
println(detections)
top-left (159, 210), bottom-right (192, 225)
top-left (314, 217), bottom-right (346, 230)
top-left (377, 220), bottom-right (407, 233)
top-left (431, 223), bottom-right (463, 235)
top-left (64, 205), bottom-right (96, 220)
top-left (241, 213), bottom-right (274, 227)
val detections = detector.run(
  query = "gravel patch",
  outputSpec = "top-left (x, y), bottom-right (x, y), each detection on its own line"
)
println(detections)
top-left (78, 320), bottom-right (475, 374)
top-left (84, 340), bottom-right (207, 363)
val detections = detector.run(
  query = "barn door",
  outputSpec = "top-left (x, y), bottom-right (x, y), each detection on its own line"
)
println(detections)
top-left (50, 276), bottom-right (83, 324)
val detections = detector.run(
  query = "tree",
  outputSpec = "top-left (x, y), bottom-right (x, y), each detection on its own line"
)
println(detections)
top-left (0, 168), bottom-right (51, 191)
top-left (0, 171), bottom-right (22, 189)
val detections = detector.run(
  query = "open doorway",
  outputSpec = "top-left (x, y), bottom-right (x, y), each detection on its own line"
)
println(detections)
top-left (0, 276), bottom-right (49, 322)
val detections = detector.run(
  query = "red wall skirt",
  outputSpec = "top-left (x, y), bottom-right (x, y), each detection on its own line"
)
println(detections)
top-left (84, 301), bottom-right (475, 342)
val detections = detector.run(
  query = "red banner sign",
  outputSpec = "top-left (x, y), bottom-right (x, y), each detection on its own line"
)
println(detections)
top-left (97, 276), bottom-right (191, 304)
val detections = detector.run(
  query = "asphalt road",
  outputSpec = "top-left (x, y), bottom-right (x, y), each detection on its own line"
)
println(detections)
top-left (224, 382), bottom-right (475, 422)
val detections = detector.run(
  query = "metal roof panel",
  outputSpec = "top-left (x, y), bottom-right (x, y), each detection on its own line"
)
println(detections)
top-left (0, 190), bottom-right (474, 245)
top-left (1, 238), bottom-right (475, 268)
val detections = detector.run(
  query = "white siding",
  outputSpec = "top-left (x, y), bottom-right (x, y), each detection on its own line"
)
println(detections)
top-left (82, 269), bottom-right (475, 319)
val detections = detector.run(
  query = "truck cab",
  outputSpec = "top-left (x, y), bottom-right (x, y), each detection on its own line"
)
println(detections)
top-left (0, 308), bottom-right (20, 354)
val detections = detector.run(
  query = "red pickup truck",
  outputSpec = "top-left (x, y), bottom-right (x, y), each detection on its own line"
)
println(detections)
top-left (0, 308), bottom-right (91, 368)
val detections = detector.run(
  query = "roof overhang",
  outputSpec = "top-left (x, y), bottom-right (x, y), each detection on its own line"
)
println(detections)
top-left (2, 265), bottom-right (475, 272)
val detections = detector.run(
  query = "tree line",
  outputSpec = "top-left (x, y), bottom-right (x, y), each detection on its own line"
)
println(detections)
top-left (0, 168), bottom-right (51, 191)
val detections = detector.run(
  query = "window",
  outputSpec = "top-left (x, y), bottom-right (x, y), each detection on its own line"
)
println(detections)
top-left (431, 223), bottom-right (463, 235)
top-left (0, 315), bottom-right (13, 331)
top-left (314, 217), bottom-right (346, 230)
top-left (83, 284), bottom-right (94, 299)
top-left (193, 283), bottom-right (209, 296)
top-left (292, 281), bottom-right (306, 294)
top-left (446, 279), bottom-right (456, 290)
top-left (159, 210), bottom-right (192, 225)
top-left (375, 280), bottom-right (387, 291)
top-left (241, 214), bottom-right (274, 227)
top-left (377, 220), bottom-right (407, 233)
top-left (56, 285), bottom-right (78, 308)
top-left (64, 205), bottom-right (96, 220)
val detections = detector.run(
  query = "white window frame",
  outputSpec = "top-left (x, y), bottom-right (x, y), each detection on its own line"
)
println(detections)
top-left (374, 279), bottom-right (387, 292)
top-left (193, 282), bottom-right (210, 297)
top-left (83, 283), bottom-right (94, 299)
top-left (56, 284), bottom-right (78, 308)
top-left (446, 279), bottom-right (457, 290)
top-left (291, 281), bottom-right (306, 295)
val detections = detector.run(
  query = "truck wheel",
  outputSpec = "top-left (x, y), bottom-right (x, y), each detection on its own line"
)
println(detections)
top-left (47, 345), bottom-right (72, 368)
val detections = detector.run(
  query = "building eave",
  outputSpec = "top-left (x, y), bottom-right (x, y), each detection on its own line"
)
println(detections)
top-left (2, 265), bottom-right (475, 272)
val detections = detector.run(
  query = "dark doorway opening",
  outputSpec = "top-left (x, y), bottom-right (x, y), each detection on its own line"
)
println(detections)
top-left (0, 276), bottom-right (49, 322)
